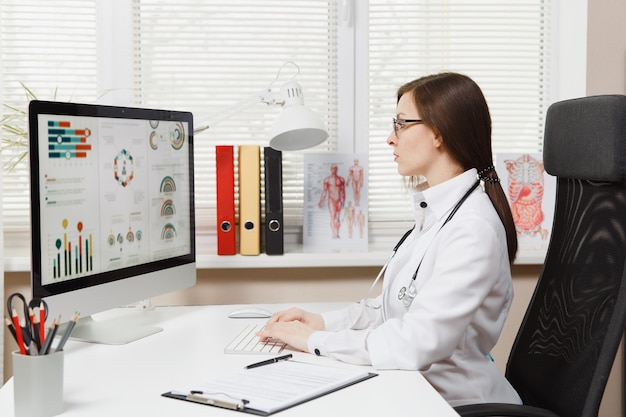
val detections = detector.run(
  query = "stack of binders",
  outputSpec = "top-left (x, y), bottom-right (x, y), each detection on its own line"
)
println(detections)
top-left (215, 145), bottom-right (284, 256)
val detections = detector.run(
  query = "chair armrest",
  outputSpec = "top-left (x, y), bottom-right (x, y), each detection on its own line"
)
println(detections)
top-left (454, 403), bottom-right (560, 417)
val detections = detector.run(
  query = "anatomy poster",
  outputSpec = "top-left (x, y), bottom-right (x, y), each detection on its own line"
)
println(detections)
top-left (303, 153), bottom-right (368, 252)
top-left (495, 153), bottom-right (556, 260)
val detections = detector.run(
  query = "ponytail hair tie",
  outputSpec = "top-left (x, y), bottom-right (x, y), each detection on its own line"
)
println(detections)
top-left (477, 165), bottom-right (500, 183)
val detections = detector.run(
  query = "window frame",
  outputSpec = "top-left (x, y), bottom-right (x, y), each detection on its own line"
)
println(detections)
top-left (2, 0), bottom-right (588, 270)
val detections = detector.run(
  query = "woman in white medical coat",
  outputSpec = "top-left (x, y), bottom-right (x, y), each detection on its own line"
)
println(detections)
top-left (258, 72), bottom-right (522, 406)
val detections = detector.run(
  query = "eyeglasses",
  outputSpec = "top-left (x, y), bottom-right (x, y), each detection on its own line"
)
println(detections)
top-left (392, 118), bottom-right (423, 136)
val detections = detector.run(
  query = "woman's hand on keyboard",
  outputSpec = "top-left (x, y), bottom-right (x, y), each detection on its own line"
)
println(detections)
top-left (265, 307), bottom-right (325, 330)
top-left (256, 320), bottom-right (315, 353)
top-left (257, 308), bottom-right (324, 352)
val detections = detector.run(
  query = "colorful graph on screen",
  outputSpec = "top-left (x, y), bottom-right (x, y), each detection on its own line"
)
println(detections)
top-left (52, 218), bottom-right (93, 279)
top-left (47, 120), bottom-right (92, 159)
top-left (160, 176), bottom-right (176, 193)
top-left (161, 223), bottom-right (177, 240)
top-left (170, 122), bottom-right (185, 150)
top-left (114, 149), bottom-right (134, 187)
top-left (161, 199), bottom-right (175, 216)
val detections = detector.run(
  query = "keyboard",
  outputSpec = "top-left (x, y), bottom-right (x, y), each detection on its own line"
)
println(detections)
top-left (224, 323), bottom-right (286, 354)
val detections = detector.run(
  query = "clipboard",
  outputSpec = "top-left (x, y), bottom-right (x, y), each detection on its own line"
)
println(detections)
top-left (162, 360), bottom-right (377, 415)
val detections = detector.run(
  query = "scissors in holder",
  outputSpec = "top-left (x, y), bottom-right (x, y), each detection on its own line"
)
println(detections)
top-left (6, 292), bottom-right (49, 354)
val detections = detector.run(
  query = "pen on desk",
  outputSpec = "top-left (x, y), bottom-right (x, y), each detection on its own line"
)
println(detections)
top-left (55, 312), bottom-right (79, 352)
top-left (244, 353), bottom-right (293, 369)
top-left (11, 309), bottom-right (27, 355)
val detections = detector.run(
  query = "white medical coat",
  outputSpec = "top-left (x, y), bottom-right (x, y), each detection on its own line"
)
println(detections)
top-left (307, 169), bottom-right (522, 406)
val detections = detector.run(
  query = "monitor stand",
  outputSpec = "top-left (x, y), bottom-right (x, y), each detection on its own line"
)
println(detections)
top-left (56, 307), bottom-right (163, 345)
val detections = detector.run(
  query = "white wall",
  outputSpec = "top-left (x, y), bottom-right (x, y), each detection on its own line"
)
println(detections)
top-left (587, 0), bottom-right (626, 95)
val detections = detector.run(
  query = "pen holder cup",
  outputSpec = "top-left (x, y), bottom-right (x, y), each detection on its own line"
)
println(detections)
top-left (12, 350), bottom-right (64, 417)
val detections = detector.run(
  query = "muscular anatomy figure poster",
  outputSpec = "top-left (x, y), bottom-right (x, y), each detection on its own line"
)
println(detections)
top-left (303, 153), bottom-right (368, 251)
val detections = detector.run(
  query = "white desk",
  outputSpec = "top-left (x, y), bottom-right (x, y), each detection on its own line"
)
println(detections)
top-left (0, 303), bottom-right (459, 416)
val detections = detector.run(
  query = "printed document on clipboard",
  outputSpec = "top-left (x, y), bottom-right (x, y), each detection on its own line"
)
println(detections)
top-left (162, 360), bottom-right (377, 415)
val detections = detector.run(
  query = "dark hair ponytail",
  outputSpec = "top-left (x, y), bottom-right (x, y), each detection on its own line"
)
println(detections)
top-left (478, 167), bottom-right (518, 264)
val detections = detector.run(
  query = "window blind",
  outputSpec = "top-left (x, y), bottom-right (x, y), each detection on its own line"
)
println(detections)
top-left (366, 0), bottom-right (549, 241)
top-left (131, 0), bottom-right (339, 242)
top-left (1, 0), bottom-right (555, 259)
top-left (0, 0), bottom-right (99, 244)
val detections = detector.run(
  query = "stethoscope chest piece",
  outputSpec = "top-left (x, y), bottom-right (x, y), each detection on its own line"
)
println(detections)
top-left (398, 282), bottom-right (417, 308)
top-left (398, 287), bottom-right (407, 300)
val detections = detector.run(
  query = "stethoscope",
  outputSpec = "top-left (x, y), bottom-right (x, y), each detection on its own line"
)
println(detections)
top-left (359, 226), bottom-right (414, 309)
top-left (360, 179), bottom-right (481, 311)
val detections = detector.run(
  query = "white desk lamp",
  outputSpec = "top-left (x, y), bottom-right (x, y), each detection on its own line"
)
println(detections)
top-left (194, 62), bottom-right (328, 151)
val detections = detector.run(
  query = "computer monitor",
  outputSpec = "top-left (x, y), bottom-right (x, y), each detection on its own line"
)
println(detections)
top-left (28, 100), bottom-right (196, 344)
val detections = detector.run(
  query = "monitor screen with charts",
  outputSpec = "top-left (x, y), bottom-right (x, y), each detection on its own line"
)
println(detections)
top-left (29, 100), bottom-right (196, 344)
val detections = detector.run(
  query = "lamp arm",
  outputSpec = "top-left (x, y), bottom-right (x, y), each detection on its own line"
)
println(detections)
top-left (194, 89), bottom-right (280, 134)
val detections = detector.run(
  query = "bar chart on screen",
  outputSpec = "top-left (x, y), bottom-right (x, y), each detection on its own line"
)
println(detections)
top-left (47, 119), bottom-right (93, 160)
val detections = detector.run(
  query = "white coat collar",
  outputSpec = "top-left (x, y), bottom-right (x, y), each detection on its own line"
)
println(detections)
top-left (408, 169), bottom-right (479, 230)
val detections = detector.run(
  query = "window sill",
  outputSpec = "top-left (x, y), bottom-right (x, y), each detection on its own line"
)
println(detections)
top-left (198, 249), bottom-right (544, 268)
top-left (3, 236), bottom-right (545, 272)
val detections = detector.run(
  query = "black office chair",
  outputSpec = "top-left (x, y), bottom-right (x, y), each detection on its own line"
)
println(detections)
top-left (455, 95), bottom-right (626, 417)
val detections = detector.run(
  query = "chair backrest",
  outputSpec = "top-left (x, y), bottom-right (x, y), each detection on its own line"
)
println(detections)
top-left (505, 95), bottom-right (626, 417)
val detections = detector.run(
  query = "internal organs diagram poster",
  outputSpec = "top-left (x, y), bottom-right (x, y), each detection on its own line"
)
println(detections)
top-left (496, 153), bottom-right (555, 260)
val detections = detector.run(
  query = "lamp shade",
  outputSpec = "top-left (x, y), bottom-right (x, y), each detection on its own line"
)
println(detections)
top-left (269, 81), bottom-right (328, 151)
